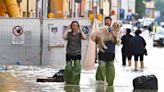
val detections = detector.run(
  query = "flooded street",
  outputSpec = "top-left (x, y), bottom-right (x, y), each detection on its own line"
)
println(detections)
top-left (0, 31), bottom-right (164, 92)
top-left (0, 0), bottom-right (163, 91)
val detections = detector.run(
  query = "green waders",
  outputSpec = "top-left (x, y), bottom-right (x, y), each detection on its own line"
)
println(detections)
top-left (96, 61), bottom-right (115, 86)
top-left (64, 60), bottom-right (81, 85)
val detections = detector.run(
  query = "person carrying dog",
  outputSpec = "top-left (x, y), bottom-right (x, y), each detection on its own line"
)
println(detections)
top-left (121, 28), bottom-right (133, 66)
top-left (91, 16), bottom-right (116, 86)
top-left (63, 21), bottom-right (87, 85)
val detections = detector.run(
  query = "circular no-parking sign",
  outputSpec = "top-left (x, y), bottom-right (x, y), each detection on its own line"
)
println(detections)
top-left (12, 26), bottom-right (23, 36)
top-left (82, 26), bottom-right (89, 34)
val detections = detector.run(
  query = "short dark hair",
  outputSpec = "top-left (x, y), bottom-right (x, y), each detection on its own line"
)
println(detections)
top-left (104, 16), bottom-right (112, 21)
top-left (135, 29), bottom-right (141, 35)
top-left (126, 28), bottom-right (131, 33)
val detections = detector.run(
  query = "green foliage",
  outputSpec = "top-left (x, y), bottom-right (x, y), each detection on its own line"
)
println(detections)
top-left (155, 0), bottom-right (164, 21)
top-left (136, 0), bottom-right (146, 18)
top-left (155, 0), bottom-right (164, 12)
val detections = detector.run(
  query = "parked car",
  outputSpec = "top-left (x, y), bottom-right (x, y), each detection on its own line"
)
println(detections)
top-left (160, 22), bottom-right (164, 27)
top-left (143, 18), bottom-right (154, 27)
top-left (153, 27), bottom-right (164, 46)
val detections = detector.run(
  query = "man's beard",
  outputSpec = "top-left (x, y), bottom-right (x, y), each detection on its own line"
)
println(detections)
top-left (105, 23), bottom-right (110, 26)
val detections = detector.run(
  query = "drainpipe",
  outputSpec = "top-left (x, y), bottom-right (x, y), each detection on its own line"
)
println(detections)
top-left (3, 0), bottom-right (21, 17)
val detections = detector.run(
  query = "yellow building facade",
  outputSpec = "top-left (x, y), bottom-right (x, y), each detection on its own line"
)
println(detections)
top-left (145, 1), bottom-right (155, 18)
top-left (0, 0), bottom-right (21, 17)
top-left (48, 0), bottom-right (69, 18)
top-left (20, 0), bottom-right (36, 17)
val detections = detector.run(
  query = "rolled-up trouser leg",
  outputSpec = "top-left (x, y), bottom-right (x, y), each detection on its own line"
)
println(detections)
top-left (96, 61), bottom-right (106, 81)
top-left (64, 61), bottom-right (73, 84)
top-left (70, 60), bottom-right (81, 85)
top-left (106, 61), bottom-right (115, 86)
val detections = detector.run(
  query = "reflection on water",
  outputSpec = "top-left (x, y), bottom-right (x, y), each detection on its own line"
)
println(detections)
top-left (64, 84), bottom-right (115, 92)
top-left (96, 85), bottom-right (114, 92)
top-left (64, 85), bottom-right (80, 92)
top-left (0, 65), bottom-right (163, 92)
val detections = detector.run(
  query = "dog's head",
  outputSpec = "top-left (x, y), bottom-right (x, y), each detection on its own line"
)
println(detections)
top-left (111, 21), bottom-right (123, 32)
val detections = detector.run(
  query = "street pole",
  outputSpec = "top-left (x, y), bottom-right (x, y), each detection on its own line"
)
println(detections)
top-left (36, 0), bottom-right (38, 18)
top-left (72, 0), bottom-right (75, 17)
top-left (99, 0), bottom-right (101, 14)
top-left (93, 0), bottom-right (97, 18)
top-left (128, 0), bottom-right (129, 11)
top-left (68, 0), bottom-right (71, 18)
top-left (41, 0), bottom-right (43, 18)
top-left (39, 0), bottom-right (44, 65)
top-left (117, 0), bottom-right (121, 20)
top-left (92, 0), bottom-right (93, 11)
top-left (27, 0), bottom-right (29, 17)
top-left (79, 0), bottom-right (81, 17)
top-left (109, 0), bottom-right (111, 16)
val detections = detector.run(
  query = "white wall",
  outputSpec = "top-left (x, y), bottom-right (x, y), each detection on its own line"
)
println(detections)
top-left (0, 18), bottom-right (41, 65)
top-left (0, 18), bottom-right (91, 68)
top-left (103, 1), bottom-right (110, 16)
top-left (42, 18), bottom-right (91, 68)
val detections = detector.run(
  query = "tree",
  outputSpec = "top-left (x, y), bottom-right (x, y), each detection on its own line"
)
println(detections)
top-left (155, 0), bottom-right (164, 12)
top-left (135, 0), bottom-right (145, 19)
top-left (155, 0), bottom-right (164, 21)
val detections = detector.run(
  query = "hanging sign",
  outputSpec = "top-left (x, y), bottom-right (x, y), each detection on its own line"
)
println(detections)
top-left (49, 27), bottom-right (64, 47)
top-left (12, 26), bottom-right (24, 44)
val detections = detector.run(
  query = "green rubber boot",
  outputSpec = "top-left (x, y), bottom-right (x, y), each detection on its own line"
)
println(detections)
top-left (64, 61), bottom-right (73, 84)
top-left (106, 61), bottom-right (115, 86)
top-left (70, 60), bottom-right (81, 85)
top-left (96, 61), bottom-right (106, 81)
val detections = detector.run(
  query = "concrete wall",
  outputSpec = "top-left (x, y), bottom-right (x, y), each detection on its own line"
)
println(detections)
top-left (42, 18), bottom-right (91, 68)
top-left (0, 18), bottom-right (41, 65)
top-left (0, 18), bottom-right (91, 68)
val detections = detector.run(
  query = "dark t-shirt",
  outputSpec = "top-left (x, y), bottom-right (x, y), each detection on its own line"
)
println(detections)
top-left (66, 32), bottom-right (81, 55)
top-left (98, 41), bottom-right (115, 61)
top-left (121, 34), bottom-right (133, 56)
top-left (129, 35), bottom-right (146, 55)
